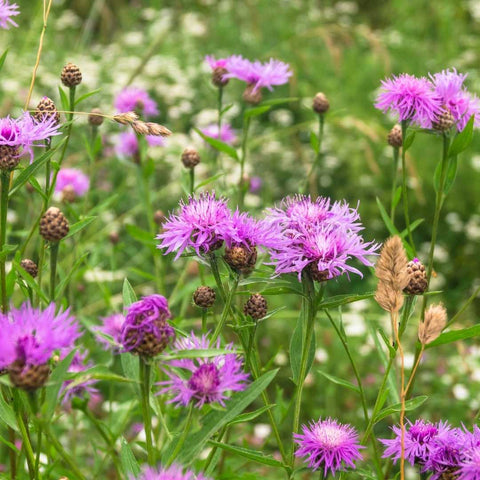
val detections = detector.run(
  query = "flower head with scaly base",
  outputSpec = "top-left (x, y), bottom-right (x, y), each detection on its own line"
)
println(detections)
top-left (157, 332), bottom-right (249, 408)
top-left (380, 419), bottom-right (451, 466)
top-left (431, 68), bottom-right (480, 131)
top-left (133, 464), bottom-right (212, 480)
top-left (55, 168), bottom-right (90, 198)
top-left (115, 86), bottom-right (159, 118)
top-left (375, 74), bottom-right (442, 128)
top-left (294, 417), bottom-right (363, 476)
top-left (0, 0), bottom-right (19, 29)
top-left (157, 192), bottom-right (234, 260)
top-left (264, 195), bottom-right (379, 281)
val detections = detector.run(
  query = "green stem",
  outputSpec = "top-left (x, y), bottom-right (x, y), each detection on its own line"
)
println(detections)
top-left (201, 308), bottom-right (208, 332)
top-left (189, 168), bottom-right (195, 196)
top-left (238, 115), bottom-right (251, 209)
top-left (210, 273), bottom-right (239, 343)
top-left (215, 86), bottom-right (224, 177)
top-left (291, 274), bottom-right (316, 468)
top-left (446, 284), bottom-right (480, 328)
top-left (0, 172), bottom-right (9, 313)
top-left (12, 391), bottom-right (35, 479)
top-left (209, 254), bottom-right (226, 301)
top-left (390, 146), bottom-right (400, 221)
top-left (49, 242), bottom-right (59, 301)
top-left (203, 425), bottom-right (227, 474)
top-left (139, 358), bottom-right (155, 464)
top-left (166, 403), bottom-right (194, 466)
top-left (400, 121), bottom-right (415, 252)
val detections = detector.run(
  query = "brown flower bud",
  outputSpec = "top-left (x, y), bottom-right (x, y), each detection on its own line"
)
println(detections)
top-left (0, 145), bottom-right (20, 171)
top-left (404, 259), bottom-right (428, 295)
top-left (181, 147), bottom-right (201, 168)
top-left (313, 92), bottom-right (330, 114)
top-left (34, 97), bottom-right (60, 125)
top-left (40, 207), bottom-right (70, 242)
top-left (433, 107), bottom-right (455, 132)
top-left (212, 67), bottom-right (229, 87)
top-left (224, 245), bottom-right (257, 275)
top-left (243, 84), bottom-right (262, 105)
top-left (193, 286), bottom-right (216, 308)
top-left (387, 125), bottom-right (402, 148)
top-left (244, 293), bottom-right (268, 320)
top-left (61, 63), bottom-right (82, 88)
top-left (20, 259), bottom-right (38, 278)
top-left (9, 361), bottom-right (50, 390)
top-left (88, 108), bottom-right (104, 126)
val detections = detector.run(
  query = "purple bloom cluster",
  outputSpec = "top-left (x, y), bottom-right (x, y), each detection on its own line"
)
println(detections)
top-left (157, 332), bottom-right (248, 408)
top-left (55, 168), bottom-right (90, 198)
top-left (0, 0), bottom-right (19, 29)
top-left (200, 123), bottom-right (237, 145)
top-left (0, 302), bottom-right (80, 371)
top-left (264, 195), bottom-right (379, 281)
top-left (375, 69), bottom-right (480, 131)
top-left (294, 417), bottom-right (363, 476)
top-left (381, 419), bottom-right (480, 479)
top-left (114, 86), bottom-right (159, 118)
top-left (133, 464), bottom-right (212, 480)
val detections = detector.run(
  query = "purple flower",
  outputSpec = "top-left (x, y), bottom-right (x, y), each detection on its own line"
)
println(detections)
top-left (205, 55), bottom-right (230, 70)
top-left (157, 332), bottom-right (248, 408)
top-left (375, 74), bottom-right (442, 128)
top-left (249, 176), bottom-right (262, 194)
top-left (0, 302), bottom-right (80, 370)
top-left (157, 192), bottom-right (234, 259)
top-left (133, 464), bottom-right (212, 480)
top-left (115, 131), bottom-right (166, 158)
top-left (264, 195), bottom-right (379, 281)
top-left (55, 168), bottom-right (90, 198)
top-left (294, 417), bottom-right (363, 476)
top-left (224, 55), bottom-right (292, 92)
top-left (431, 68), bottom-right (480, 131)
top-left (458, 447), bottom-right (480, 480)
top-left (120, 295), bottom-right (175, 357)
top-left (380, 419), bottom-right (450, 466)
top-left (94, 313), bottom-right (125, 350)
top-left (0, 0), bottom-right (19, 29)
top-left (60, 350), bottom-right (98, 406)
top-left (200, 123), bottom-right (237, 145)
top-left (114, 87), bottom-right (159, 118)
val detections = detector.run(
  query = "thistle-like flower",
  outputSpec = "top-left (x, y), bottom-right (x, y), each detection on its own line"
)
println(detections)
top-left (133, 464), bottom-right (212, 480)
top-left (294, 417), bottom-right (363, 476)
top-left (0, 0), bottom-right (19, 29)
top-left (55, 168), bottom-right (90, 201)
top-left (157, 332), bottom-right (248, 408)
top-left (115, 86), bottom-right (159, 118)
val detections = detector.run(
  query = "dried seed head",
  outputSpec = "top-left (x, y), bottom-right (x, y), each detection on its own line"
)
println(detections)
top-left (154, 210), bottom-right (165, 226)
top-left (39, 207), bottom-right (70, 242)
top-left (374, 236), bottom-right (409, 313)
top-left (34, 97), bottom-right (60, 125)
top-left (224, 246), bottom-right (258, 275)
top-left (212, 66), bottom-right (229, 87)
top-left (313, 92), bottom-right (330, 114)
top-left (88, 108), bottom-right (104, 126)
top-left (131, 120), bottom-right (150, 135)
top-left (433, 107), bottom-right (455, 132)
top-left (20, 259), bottom-right (38, 278)
top-left (181, 147), bottom-right (201, 168)
top-left (244, 293), bottom-right (267, 320)
top-left (243, 84), bottom-right (263, 105)
top-left (419, 303), bottom-right (447, 345)
top-left (61, 63), bottom-right (82, 88)
top-left (0, 145), bottom-right (20, 171)
top-left (144, 122), bottom-right (172, 137)
top-left (387, 124), bottom-right (403, 148)
top-left (404, 258), bottom-right (428, 295)
top-left (9, 361), bottom-right (50, 390)
top-left (193, 286), bottom-right (216, 309)
top-left (113, 111), bottom-right (139, 125)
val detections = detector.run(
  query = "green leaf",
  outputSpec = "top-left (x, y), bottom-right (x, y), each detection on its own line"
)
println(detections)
top-left (64, 216), bottom-right (97, 239)
top-left (195, 128), bottom-right (239, 161)
top-left (58, 86), bottom-right (69, 112)
top-left (374, 396), bottom-right (428, 423)
top-left (317, 370), bottom-right (360, 394)
top-left (54, 252), bottom-right (89, 301)
top-left (433, 160), bottom-right (441, 193)
top-left (0, 49), bottom-right (8, 73)
top-left (162, 348), bottom-right (237, 360)
top-left (376, 197), bottom-right (399, 236)
top-left (392, 186), bottom-right (402, 209)
top-left (226, 405), bottom-right (275, 426)
top-left (443, 155), bottom-right (458, 195)
top-left (317, 292), bottom-right (375, 310)
top-left (0, 392), bottom-right (18, 431)
top-left (208, 440), bottom-right (286, 468)
top-left (448, 115), bottom-right (474, 157)
top-left (74, 88), bottom-right (101, 106)
top-left (310, 131), bottom-right (319, 155)
top-left (290, 315), bottom-right (316, 385)
top-left (174, 369), bottom-right (278, 465)
top-left (261, 97), bottom-right (298, 106)
top-left (0, 245), bottom-right (17, 260)
top-left (244, 105), bottom-right (271, 119)
top-left (195, 173), bottom-right (225, 190)
top-left (403, 131), bottom-right (416, 151)
top-left (399, 218), bottom-right (424, 239)
top-left (122, 278), bottom-right (137, 307)
top-left (14, 261), bottom-right (49, 304)
top-left (426, 325), bottom-right (480, 349)
top-left (42, 350), bottom-right (76, 422)
top-left (125, 224), bottom-right (156, 246)
top-left (120, 437), bottom-right (140, 477)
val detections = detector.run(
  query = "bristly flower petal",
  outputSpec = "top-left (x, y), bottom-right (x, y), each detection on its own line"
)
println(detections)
top-left (0, 0), bottom-right (19, 29)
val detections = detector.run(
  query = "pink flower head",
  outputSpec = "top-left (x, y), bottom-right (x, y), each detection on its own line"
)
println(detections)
top-left (294, 417), bottom-right (364, 476)
top-left (157, 332), bottom-right (248, 408)
top-left (0, 302), bottom-right (80, 370)
top-left (0, 0), bottom-right (19, 29)
top-left (200, 123), bottom-right (237, 145)
top-left (114, 87), bottom-right (159, 118)
top-left (115, 131), bottom-right (165, 157)
top-left (432, 68), bottom-right (480, 131)
top-left (55, 168), bottom-right (90, 197)
top-left (94, 313), bottom-right (125, 350)
top-left (157, 192), bottom-right (234, 259)
top-left (205, 55), bottom-right (229, 70)
top-left (375, 74), bottom-right (442, 128)
top-left (225, 210), bottom-right (275, 250)
top-left (133, 464), bottom-right (212, 480)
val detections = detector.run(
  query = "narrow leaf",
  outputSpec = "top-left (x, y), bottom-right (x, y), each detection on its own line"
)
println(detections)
top-left (244, 105), bottom-right (271, 119)
top-left (317, 292), bottom-right (375, 310)
top-left (448, 116), bottom-right (474, 157)
top-left (443, 155), bottom-right (458, 195)
top-left (74, 88), bottom-right (101, 106)
top-left (403, 131), bottom-right (416, 151)
top-left (426, 325), bottom-right (480, 349)
top-left (120, 437), bottom-right (140, 477)
top-left (64, 216), bottom-right (97, 239)
top-left (226, 405), bottom-right (275, 426)
top-left (0, 393), bottom-right (18, 431)
top-left (0, 49), bottom-right (8, 72)
top-left (376, 197), bottom-right (399, 236)
top-left (126, 224), bottom-right (156, 246)
top-left (310, 132), bottom-right (319, 154)
top-left (317, 370), bottom-right (360, 394)
top-left (122, 278), bottom-right (137, 307)
top-left (195, 128), bottom-right (239, 161)
top-left (374, 396), bottom-right (428, 423)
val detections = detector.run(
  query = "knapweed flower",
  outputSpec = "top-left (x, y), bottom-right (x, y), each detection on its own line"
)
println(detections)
top-left (157, 192), bottom-right (234, 259)
top-left (0, 0), bottom-right (19, 29)
top-left (115, 86), bottom-right (159, 117)
top-left (157, 332), bottom-right (248, 408)
top-left (375, 73), bottom-right (442, 128)
top-left (115, 131), bottom-right (165, 159)
top-left (294, 417), bottom-right (363, 476)
top-left (205, 55), bottom-right (230, 70)
top-left (94, 313), bottom-right (125, 350)
top-left (200, 123), bottom-right (237, 145)
top-left (0, 302), bottom-right (80, 390)
top-left (120, 295), bottom-right (175, 357)
top-left (60, 350), bottom-right (98, 406)
top-left (205, 54), bottom-right (232, 87)
top-left (458, 446), bottom-right (480, 480)
top-left (264, 195), bottom-right (379, 281)
top-left (431, 68), bottom-right (480, 131)
top-left (55, 168), bottom-right (90, 201)
top-left (133, 464), bottom-right (212, 480)
top-left (380, 419), bottom-right (451, 466)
